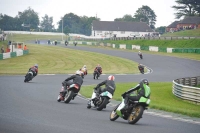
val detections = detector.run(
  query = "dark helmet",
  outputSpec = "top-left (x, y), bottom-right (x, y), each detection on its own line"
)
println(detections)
top-left (140, 79), bottom-right (149, 85)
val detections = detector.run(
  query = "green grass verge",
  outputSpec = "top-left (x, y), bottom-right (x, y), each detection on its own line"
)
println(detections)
top-left (101, 39), bottom-right (200, 48)
top-left (80, 82), bottom-right (200, 118)
top-left (162, 29), bottom-right (200, 37)
top-left (0, 44), bottom-right (139, 75)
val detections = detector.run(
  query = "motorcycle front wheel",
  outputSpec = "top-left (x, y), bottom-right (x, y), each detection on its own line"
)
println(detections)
top-left (110, 104), bottom-right (120, 121)
top-left (64, 90), bottom-right (74, 103)
top-left (128, 105), bottom-right (144, 124)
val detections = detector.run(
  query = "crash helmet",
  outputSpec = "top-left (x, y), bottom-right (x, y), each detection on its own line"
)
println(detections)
top-left (75, 70), bottom-right (81, 75)
top-left (140, 79), bottom-right (149, 85)
top-left (108, 75), bottom-right (115, 81)
top-left (34, 64), bottom-right (38, 68)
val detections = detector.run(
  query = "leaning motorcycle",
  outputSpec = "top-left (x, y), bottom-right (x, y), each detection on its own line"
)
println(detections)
top-left (139, 66), bottom-right (144, 74)
top-left (93, 70), bottom-right (99, 79)
top-left (138, 53), bottom-right (143, 59)
top-left (57, 83), bottom-right (79, 103)
top-left (87, 88), bottom-right (112, 111)
top-left (109, 95), bottom-right (150, 124)
top-left (24, 71), bottom-right (34, 82)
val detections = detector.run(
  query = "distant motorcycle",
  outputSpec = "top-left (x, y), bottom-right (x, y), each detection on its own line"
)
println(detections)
top-left (109, 95), bottom-right (150, 124)
top-left (65, 41), bottom-right (68, 46)
top-left (93, 70), bottom-right (100, 79)
top-left (24, 71), bottom-right (34, 82)
top-left (138, 53), bottom-right (143, 59)
top-left (138, 65), bottom-right (144, 74)
top-left (57, 82), bottom-right (80, 103)
top-left (73, 41), bottom-right (77, 46)
top-left (87, 87), bottom-right (112, 111)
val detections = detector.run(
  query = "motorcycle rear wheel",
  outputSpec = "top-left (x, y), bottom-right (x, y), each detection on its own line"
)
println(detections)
top-left (110, 104), bottom-right (120, 121)
top-left (128, 105), bottom-right (144, 124)
top-left (64, 90), bottom-right (74, 103)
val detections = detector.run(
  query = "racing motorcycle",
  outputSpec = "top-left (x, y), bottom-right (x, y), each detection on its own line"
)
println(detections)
top-left (138, 65), bottom-right (144, 74)
top-left (109, 95), bottom-right (150, 124)
top-left (87, 87), bottom-right (112, 111)
top-left (93, 70), bottom-right (100, 79)
top-left (57, 83), bottom-right (80, 103)
top-left (24, 71), bottom-right (34, 82)
top-left (138, 53), bottom-right (143, 59)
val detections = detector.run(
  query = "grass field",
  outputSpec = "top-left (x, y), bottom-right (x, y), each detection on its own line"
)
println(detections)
top-left (0, 44), bottom-right (139, 75)
top-left (101, 39), bottom-right (200, 48)
top-left (80, 82), bottom-right (200, 118)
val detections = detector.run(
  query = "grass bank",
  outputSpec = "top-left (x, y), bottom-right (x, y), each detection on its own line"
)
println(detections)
top-left (80, 82), bottom-right (200, 118)
top-left (101, 39), bottom-right (200, 48)
top-left (0, 44), bottom-right (139, 75)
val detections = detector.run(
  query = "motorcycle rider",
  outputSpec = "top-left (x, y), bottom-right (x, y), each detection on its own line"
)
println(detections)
top-left (88, 75), bottom-right (116, 107)
top-left (62, 70), bottom-right (83, 99)
top-left (121, 79), bottom-right (151, 110)
top-left (138, 63), bottom-right (144, 74)
top-left (138, 51), bottom-right (142, 56)
top-left (81, 65), bottom-right (87, 75)
top-left (28, 64), bottom-right (38, 78)
top-left (94, 64), bottom-right (102, 77)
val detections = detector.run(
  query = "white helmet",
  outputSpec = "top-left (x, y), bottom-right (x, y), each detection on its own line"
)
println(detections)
top-left (75, 70), bottom-right (81, 75)
top-left (83, 65), bottom-right (86, 68)
top-left (108, 75), bottom-right (115, 81)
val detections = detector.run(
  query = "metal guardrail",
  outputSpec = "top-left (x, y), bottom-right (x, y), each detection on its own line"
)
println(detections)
top-left (172, 76), bottom-right (200, 104)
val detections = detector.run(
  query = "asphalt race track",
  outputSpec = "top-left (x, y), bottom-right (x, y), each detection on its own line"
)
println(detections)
top-left (0, 44), bottom-right (200, 133)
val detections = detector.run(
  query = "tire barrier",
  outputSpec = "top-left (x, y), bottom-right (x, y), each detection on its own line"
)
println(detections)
top-left (172, 76), bottom-right (200, 104)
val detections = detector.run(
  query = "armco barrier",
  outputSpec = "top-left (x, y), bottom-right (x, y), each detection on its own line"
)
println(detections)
top-left (173, 76), bottom-right (200, 104)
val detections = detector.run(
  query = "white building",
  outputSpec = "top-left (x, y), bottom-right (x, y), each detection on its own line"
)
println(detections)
top-left (91, 21), bottom-right (154, 38)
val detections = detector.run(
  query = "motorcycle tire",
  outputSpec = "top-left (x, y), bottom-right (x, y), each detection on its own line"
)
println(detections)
top-left (128, 105), bottom-right (144, 124)
top-left (57, 95), bottom-right (61, 102)
top-left (96, 97), bottom-right (109, 111)
top-left (64, 90), bottom-right (74, 103)
top-left (110, 104), bottom-right (120, 121)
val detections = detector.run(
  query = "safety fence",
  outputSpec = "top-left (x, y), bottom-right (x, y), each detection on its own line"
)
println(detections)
top-left (73, 41), bottom-right (200, 54)
top-left (0, 49), bottom-right (29, 60)
top-left (172, 76), bottom-right (200, 104)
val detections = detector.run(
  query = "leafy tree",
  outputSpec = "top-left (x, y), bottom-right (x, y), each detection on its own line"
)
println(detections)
top-left (134, 5), bottom-right (157, 29)
top-left (58, 13), bottom-right (99, 36)
top-left (18, 7), bottom-right (39, 30)
top-left (155, 26), bottom-right (166, 34)
top-left (40, 14), bottom-right (54, 32)
top-left (114, 14), bottom-right (136, 22)
top-left (172, 0), bottom-right (200, 19)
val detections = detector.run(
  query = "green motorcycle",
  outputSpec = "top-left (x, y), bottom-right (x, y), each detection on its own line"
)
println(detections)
top-left (109, 96), bottom-right (150, 124)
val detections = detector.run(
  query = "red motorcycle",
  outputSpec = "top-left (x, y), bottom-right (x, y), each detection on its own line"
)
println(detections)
top-left (57, 83), bottom-right (80, 103)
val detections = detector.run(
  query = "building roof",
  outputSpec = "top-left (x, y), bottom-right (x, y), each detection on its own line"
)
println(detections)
top-left (92, 21), bottom-right (153, 32)
top-left (167, 21), bottom-right (180, 28)
top-left (179, 16), bottom-right (200, 24)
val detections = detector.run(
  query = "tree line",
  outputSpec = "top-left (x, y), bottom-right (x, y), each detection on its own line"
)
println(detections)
top-left (0, 0), bottom-right (199, 35)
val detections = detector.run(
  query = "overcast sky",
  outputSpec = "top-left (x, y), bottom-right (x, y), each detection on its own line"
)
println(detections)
top-left (0, 0), bottom-right (178, 28)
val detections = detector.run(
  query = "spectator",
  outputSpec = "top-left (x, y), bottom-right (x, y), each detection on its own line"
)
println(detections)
top-left (1, 45), bottom-right (4, 53)
top-left (55, 40), bottom-right (57, 45)
top-left (24, 45), bottom-right (28, 50)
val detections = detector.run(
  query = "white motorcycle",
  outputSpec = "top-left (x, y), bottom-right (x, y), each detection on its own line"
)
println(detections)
top-left (87, 88), bottom-right (113, 111)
